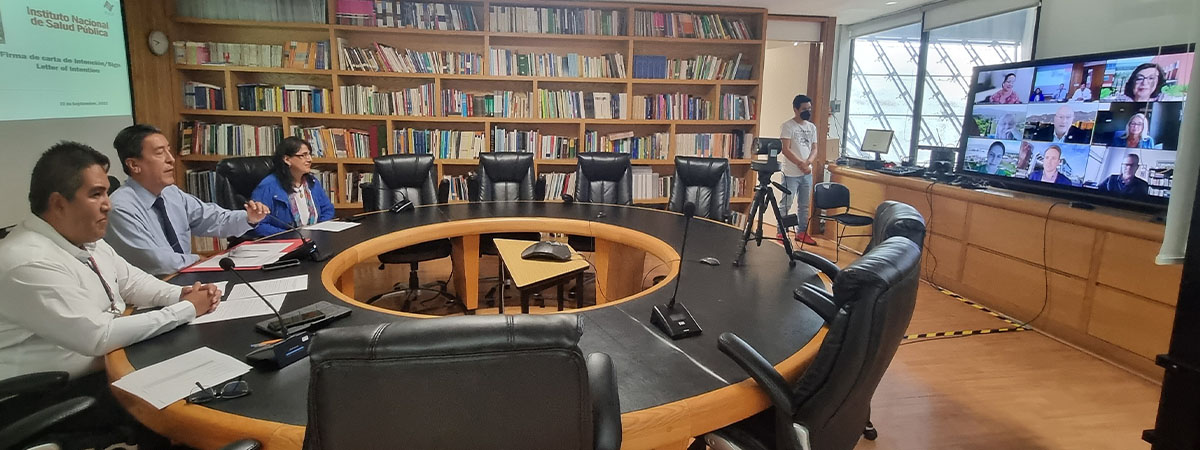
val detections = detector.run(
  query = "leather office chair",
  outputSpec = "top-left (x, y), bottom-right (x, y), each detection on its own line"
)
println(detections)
top-left (568, 152), bottom-right (634, 253)
top-left (794, 200), bottom-right (925, 282)
top-left (808, 182), bottom-right (874, 263)
top-left (474, 152), bottom-right (537, 202)
top-left (669, 156), bottom-right (731, 222)
top-left (107, 175), bottom-right (121, 195)
top-left (361, 154), bottom-right (457, 312)
top-left (695, 236), bottom-right (922, 450)
top-left (214, 156), bottom-right (274, 211)
top-left (0, 372), bottom-right (96, 450)
top-left (304, 315), bottom-right (622, 450)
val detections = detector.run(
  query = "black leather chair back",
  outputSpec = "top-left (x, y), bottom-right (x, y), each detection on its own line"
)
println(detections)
top-left (363, 154), bottom-right (439, 212)
top-left (305, 315), bottom-right (621, 450)
top-left (867, 200), bottom-right (926, 252)
top-left (668, 156), bottom-right (731, 220)
top-left (107, 176), bottom-right (121, 195)
top-left (790, 237), bottom-right (921, 450)
top-left (813, 182), bottom-right (851, 211)
top-left (477, 152), bottom-right (535, 201)
top-left (214, 156), bottom-right (274, 210)
top-left (575, 153), bottom-right (633, 205)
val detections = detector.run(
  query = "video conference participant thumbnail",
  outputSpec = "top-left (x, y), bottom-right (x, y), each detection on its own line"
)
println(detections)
top-left (970, 105), bottom-right (1026, 141)
top-left (962, 138), bottom-right (1021, 176)
top-left (1093, 102), bottom-right (1183, 150)
top-left (1027, 142), bottom-right (1088, 186)
top-left (1024, 104), bottom-right (1096, 144)
top-left (1103, 53), bottom-right (1192, 102)
top-left (1082, 147), bottom-right (1176, 198)
top-left (973, 67), bottom-right (1034, 105)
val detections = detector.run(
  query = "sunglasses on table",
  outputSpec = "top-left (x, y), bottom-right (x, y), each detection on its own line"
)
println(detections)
top-left (186, 379), bottom-right (250, 404)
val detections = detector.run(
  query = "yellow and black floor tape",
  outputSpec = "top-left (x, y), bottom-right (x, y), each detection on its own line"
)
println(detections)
top-left (902, 282), bottom-right (1031, 341)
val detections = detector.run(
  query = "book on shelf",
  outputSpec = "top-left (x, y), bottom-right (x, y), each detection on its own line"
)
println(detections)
top-left (310, 169), bottom-right (338, 200)
top-left (536, 89), bottom-right (627, 120)
top-left (634, 53), bottom-right (750, 80)
top-left (675, 131), bottom-right (754, 159)
top-left (442, 89), bottom-right (531, 118)
top-left (442, 173), bottom-right (474, 201)
top-left (488, 49), bottom-right (625, 78)
top-left (336, 0), bottom-right (481, 31)
top-left (282, 40), bottom-right (331, 69)
top-left (343, 172), bottom-right (374, 203)
top-left (183, 81), bottom-right (225, 110)
top-left (175, 0), bottom-right (327, 23)
top-left (174, 41), bottom-right (285, 67)
top-left (583, 131), bottom-right (668, 160)
top-left (540, 172), bottom-right (577, 200)
top-left (183, 169), bottom-right (219, 202)
top-left (340, 83), bottom-right (434, 116)
top-left (491, 127), bottom-right (578, 158)
top-left (489, 6), bottom-right (623, 35)
top-left (290, 125), bottom-right (384, 159)
top-left (719, 93), bottom-right (756, 120)
top-left (393, 128), bottom-right (485, 158)
top-left (633, 93), bottom-right (711, 120)
top-left (178, 121), bottom-right (284, 157)
top-left (634, 12), bottom-right (752, 40)
top-left (236, 84), bottom-right (331, 113)
top-left (337, 38), bottom-right (482, 74)
top-left (631, 166), bottom-right (672, 200)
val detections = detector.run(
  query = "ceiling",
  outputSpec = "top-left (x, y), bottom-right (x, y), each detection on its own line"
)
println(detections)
top-left (610, 0), bottom-right (940, 25)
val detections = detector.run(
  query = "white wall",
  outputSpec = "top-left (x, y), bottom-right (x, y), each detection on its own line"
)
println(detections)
top-left (761, 42), bottom-right (813, 138)
top-left (1036, 0), bottom-right (1197, 58)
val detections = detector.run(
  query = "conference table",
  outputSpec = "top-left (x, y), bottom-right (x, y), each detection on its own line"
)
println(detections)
top-left (106, 201), bottom-right (829, 449)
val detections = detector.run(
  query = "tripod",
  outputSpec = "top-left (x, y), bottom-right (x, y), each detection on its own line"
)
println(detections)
top-left (734, 171), bottom-right (798, 267)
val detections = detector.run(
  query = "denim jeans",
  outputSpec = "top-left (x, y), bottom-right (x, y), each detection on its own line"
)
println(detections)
top-left (780, 174), bottom-right (812, 233)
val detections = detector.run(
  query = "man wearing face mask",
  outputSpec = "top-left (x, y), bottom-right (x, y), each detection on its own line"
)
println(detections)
top-left (779, 94), bottom-right (819, 246)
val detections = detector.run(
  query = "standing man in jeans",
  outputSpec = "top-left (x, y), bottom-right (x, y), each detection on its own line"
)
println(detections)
top-left (779, 94), bottom-right (819, 246)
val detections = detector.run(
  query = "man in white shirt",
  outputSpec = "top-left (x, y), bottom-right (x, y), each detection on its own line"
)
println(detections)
top-left (0, 142), bottom-right (220, 445)
top-left (779, 94), bottom-right (820, 246)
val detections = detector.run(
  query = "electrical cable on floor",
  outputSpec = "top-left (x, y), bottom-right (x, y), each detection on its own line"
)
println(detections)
top-left (899, 330), bottom-right (1011, 347)
top-left (922, 180), bottom-right (939, 281)
top-left (1013, 201), bottom-right (1069, 329)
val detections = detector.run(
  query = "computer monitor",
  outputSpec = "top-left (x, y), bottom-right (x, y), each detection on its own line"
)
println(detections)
top-left (860, 129), bottom-right (894, 160)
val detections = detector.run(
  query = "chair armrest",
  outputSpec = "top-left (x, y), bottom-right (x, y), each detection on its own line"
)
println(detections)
top-left (718, 332), bottom-right (796, 450)
top-left (792, 251), bottom-right (839, 280)
top-left (219, 439), bottom-right (263, 450)
top-left (0, 371), bottom-right (69, 398)
top-left (437, 179), bottom-right (450, 204)
top-left (534, 177), bottom-right (547, 200)
top-left (587, 352), bottom-right (622, 450)
top-left (793, 283), bottom-right (838, 323)
top-left (0, 396), bottom-right (95, 450)
top-left (467, 174), bottom-right (481, 202)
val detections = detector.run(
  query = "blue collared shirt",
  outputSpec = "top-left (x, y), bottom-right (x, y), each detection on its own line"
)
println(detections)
top-left (106, 178), bottom-right (252, 275)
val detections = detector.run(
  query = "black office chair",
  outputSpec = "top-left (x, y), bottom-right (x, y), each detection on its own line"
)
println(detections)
top-left (473, 152), bottom-right (541, 307)
top-left (0, 372), bottom-right (96, 450)
top-left (214, 156), bottom-right (274, 211)
top-left (361, 154), bottom-right (457, 312)
top-left (809, 182), bottom-right (874, 263)
top-left (304, 315), bottom-right (621, 450)
top-left (568, 152), bottom-right (633, 252)
top-left (669, 156), bottom-right (731, 222)
top-left (106, 175), bottom-right (121, 195)
top-left (794, 200), bottom-right (925, 283)
top-left (694, 236), bottom-right (922, 450)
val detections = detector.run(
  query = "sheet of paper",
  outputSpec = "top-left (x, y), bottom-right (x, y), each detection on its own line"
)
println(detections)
top-left (189, 294), bottom-right (286, 325)
top-left (111, 347), bottom-right (251, 410)
top-left (138, 281), bottom-right (230, 312)
top-left (226, 274), bottom-right (309, 301)
top-left (304, 221), bottom-right (361, 232)
top-left (189, 242), bottom-right (293, 269)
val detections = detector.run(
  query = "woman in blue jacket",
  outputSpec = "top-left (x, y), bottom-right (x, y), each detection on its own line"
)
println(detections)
top-left (251, 137), bottom-right (335, 236)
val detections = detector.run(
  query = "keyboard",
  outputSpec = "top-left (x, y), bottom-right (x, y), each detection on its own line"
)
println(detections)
top-left (875, 166), bottom-right (925, 177)
top-left (255, 301), bottom-right (352, 338)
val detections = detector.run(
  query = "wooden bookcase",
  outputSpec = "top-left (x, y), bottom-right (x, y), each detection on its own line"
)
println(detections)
top-left (158, 0), bottom-right (767, 213)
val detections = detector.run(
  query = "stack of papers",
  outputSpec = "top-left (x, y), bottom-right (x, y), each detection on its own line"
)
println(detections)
top-left (187, 241), bottom-right (295, 271)
top-left (188, 275), bottom-right (309, 325)
top-left (304, 221), bottom-right (361, 232)
top-left (112, 347), bottom-right (251, 409)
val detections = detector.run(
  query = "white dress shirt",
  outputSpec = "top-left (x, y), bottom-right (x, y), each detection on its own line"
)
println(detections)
top-left (0, 216), bottom-right (196, 379)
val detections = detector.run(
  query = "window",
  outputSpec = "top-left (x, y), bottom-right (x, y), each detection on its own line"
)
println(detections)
top-left (845, 23), bottom-right (921, 163)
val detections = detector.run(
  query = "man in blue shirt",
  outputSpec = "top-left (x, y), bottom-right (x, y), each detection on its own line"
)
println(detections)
top-left (106, 124), bottom-right (270, 275)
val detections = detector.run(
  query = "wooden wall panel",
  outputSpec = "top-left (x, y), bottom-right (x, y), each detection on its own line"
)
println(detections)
top-left (923, 233), bottom-right (963, 285)
top-left (123, 0), bottom-right (178, 131)
top-left (1097, 233), bottom-right (1184, 306)
top-left (1089, 285), bottom-right (1174, 360)
top-left (1046, 220), bottom-right (1096, 278)
top-left (961, 246), bottom-right (1086, 327)
top-left (967, 205), bottom-right (1093, 277)
top-left (884, 187), bottom-right (931, 219)
top-left (833, 175), bottom-right (885, 216)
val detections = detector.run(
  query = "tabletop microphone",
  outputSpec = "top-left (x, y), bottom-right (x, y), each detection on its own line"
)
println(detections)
top-left (390, 188), bottom-right (414, 213)
top-left (650, 202), bottom-right (702, 339)
top-left (220, 258), bottom-right (312, 370)
top-left (262, 215), bottom-right (324, 262)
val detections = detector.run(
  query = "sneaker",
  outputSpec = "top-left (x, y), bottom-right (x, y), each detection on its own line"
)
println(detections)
top-left (796, 232), bottom-right (818, 246)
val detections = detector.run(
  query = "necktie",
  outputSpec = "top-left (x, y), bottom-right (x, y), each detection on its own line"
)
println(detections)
top-left (152, 197), bottom-right (185, 254)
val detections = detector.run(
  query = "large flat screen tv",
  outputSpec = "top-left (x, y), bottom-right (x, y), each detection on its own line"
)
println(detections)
top-left (958, 44), bottom-right (1194, 210)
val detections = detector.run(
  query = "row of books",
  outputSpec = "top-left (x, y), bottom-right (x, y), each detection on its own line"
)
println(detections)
top-left (582, 131), bottom-right (669, 160)
top-left (631, 166), bottom-right (672, 200)
top-left (173, 41), bottom-right (284, 67)
top-left (540, 172), bottom-right (576, 200)
top-left (675, 132), bottom-right (755, 159)
top-left (290, 125), bottom-right (385, 158)
top-left (393, 128), bottom-right (486, 159)
top-left (442, 89), bottom-right (531, 118)
top-left (631, 54), bottom-right (751, 80)
top-left (176, 0), bottom-right (327, 23)
top-left (719, 94), bottom-right (756, 121)
top-left (237, 84), bottom-right (331, 113)
top-left (335, 0), bottom-right (481, 30)
top-left (178, 121), bottom-right (284, 156)
top-left (443, 174), bottom-right (471, 201)
top-left (633, 12), bottom-right (753, 40)
top-left (633, 93), bottom-right (712, 120)
top-left (488, 50), bottom-right (626, 78)
top-left (342, 171), bottom-right (374, 203)
top-left (183, 169), bottom-right (220, 203)
top-left (340, 83), bottom-right (435, 116)
top-left (489, 6), bottom-right (623, 35)
top-left (337, 39), bottom-right (483, 74)
top-left (491, 127), bottom-right (579, 158)
top-left (536, 89), bottom-right (628, 120)
top-left (311, 169), bottom-right (340, 201)
top-left (183, 82), bottom-right (225, 110)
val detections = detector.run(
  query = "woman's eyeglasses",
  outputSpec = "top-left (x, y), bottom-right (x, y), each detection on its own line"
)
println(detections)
top-left (187, 379), bottom-right (250, 404)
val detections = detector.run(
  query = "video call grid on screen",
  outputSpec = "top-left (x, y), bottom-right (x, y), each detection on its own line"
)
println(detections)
top-left (960, 44), bottom-right (1194, 203)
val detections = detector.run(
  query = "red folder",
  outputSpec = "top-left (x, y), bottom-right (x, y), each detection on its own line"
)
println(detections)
top-left (180, 239), bottom-right (305, 272)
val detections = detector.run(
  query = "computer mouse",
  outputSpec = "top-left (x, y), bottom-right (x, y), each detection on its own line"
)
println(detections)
top-left (698, 257), bottom-right (721, 266)
top-left (521, 241), bottom-right (573, 262)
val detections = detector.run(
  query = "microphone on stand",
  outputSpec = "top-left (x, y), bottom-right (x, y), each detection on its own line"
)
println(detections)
top-left (389, 187), bottom-right (414, 213)
top-left (220, 258), bottom-right (312, 370)
top-left (650, 202), bottom-right (703, 339)
top-left (260, 215), bottom-right (324, 262)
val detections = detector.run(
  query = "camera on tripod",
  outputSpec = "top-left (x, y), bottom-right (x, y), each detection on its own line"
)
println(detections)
top-left (751, 137), bottom-right (782, 174)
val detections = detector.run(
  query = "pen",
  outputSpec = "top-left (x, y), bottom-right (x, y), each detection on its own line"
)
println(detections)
top-left (250, 339), bottom-right (282, 349)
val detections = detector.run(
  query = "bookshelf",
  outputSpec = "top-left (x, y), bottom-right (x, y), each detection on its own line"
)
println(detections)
top-left (160, 0), bottom-right (767, 216)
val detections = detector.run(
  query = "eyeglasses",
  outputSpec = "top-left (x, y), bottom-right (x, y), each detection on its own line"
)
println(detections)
top-left (186, 379), bottom-right (250, 404)
top-left (293, 152), bottom-right (313, 159)
top-left (1134, 75), bottom-right (1159, 83)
